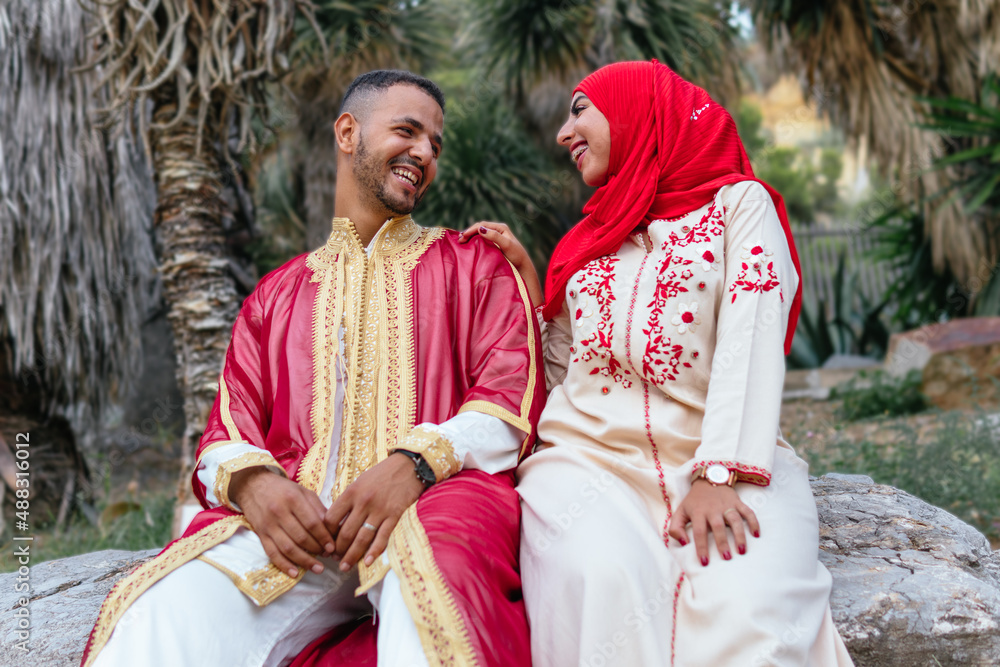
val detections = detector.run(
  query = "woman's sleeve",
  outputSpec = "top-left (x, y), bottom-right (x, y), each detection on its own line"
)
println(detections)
top-left (543, 301), bottom-right (573, 391)
top-left (690, 185), bottom-right (798, 486)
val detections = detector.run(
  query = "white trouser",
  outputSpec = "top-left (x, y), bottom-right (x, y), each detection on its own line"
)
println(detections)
top-left (92, 553), bottom-right (430, 667)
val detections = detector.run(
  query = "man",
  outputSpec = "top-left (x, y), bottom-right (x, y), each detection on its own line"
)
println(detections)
top-left (82, 70), bottom-right (544, 667)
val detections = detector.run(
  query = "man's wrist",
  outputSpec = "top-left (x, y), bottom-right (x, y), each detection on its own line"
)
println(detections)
top-left (229, 466), bottom-right (273, 509)
top-left (392, 450), bottom-right (436, 488)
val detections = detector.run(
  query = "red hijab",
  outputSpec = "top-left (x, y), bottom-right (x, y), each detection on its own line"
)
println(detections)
top-left (543, 60), bottom-right (802, 355)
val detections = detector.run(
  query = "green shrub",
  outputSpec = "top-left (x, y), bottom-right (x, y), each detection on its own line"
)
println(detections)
top-left (809, 410), bottom-right (1000, 540)
top-left (0, 493), bottom-right (175, 572)
top-left (830, 369), bottom-right (928, 421)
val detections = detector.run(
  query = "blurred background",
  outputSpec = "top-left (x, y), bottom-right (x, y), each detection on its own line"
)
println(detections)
top-left (2, 0), bottom-right (999, 568)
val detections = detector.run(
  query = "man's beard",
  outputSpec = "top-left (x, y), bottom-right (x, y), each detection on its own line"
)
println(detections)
top-left (354, 135), bottom-right (423, 217)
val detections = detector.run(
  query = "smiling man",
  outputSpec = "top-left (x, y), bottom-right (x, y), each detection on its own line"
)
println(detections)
top-left (81, 70), bottom-right (544, 667)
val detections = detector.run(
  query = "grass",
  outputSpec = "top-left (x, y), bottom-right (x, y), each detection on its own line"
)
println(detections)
top-left (808, 409), bottom-right (1000, 540)
top-left (829, 368), bottom-right (928, 421)
top-left (0, 493), bottom-right (175, 572)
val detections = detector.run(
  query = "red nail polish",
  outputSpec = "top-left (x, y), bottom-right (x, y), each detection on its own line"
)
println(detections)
top-left (723, 551), bottom-right (731, 560)
top-left (479, 226), bottom-right (488, 234)
top-left (700, 556), bottom-right (708, 566)
top-left (753, 530), bottom-right (760, 538)
top-left (738, 544), bottom-right (746, 555)
top-left (678, 538), bottom-right (687, 546)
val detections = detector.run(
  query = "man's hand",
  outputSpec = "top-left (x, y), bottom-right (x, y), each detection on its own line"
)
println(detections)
top-left (230, 467), bottom-right (337, 578)
top-left (324, 452), bottom-right (425, 572)
top-left (667, 480), bottom-right (760, 567)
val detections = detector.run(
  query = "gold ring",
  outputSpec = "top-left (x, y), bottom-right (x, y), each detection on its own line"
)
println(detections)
top-left (723, 509), bottom-right (739, 517)
top-left (361, 522), bottom-right (377, 531)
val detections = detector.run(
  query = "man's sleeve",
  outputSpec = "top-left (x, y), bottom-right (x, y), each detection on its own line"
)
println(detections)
top-left (393, 249), bottom-right (546, 479)
top-left (192, 287), bottom-right (287, 510)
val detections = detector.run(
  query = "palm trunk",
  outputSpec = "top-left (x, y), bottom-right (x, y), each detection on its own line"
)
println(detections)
top-left (303, 119), bottom-right (338, 249)
top-left (150, 91), bottom-right (242, 473)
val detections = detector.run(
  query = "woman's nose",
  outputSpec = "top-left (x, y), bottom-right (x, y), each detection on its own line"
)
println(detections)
top-left (556, 117), bottom-right (575, 146)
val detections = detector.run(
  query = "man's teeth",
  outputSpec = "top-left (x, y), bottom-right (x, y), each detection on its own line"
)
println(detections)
top-left (391, 167), bottom-right (418, 185)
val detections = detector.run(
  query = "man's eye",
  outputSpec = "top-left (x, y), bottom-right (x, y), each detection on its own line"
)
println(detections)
top-left (398, 127), bottom-right (413, 135)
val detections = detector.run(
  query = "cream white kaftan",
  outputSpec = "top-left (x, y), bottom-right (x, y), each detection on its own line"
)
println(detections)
top-left (518, 181), bottom-right (854, 666)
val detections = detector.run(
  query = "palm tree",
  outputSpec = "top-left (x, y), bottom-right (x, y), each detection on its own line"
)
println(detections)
top-left (748, 0), bottom-right (1000, 289)
top-left (79, 0), bottom-right (315, 466)
top-left (284, 0), bottom-right (447, 248)
top-left (465, 0), bottom-right (745, 149)
top-left (1, 0), bottom-right (158, 522)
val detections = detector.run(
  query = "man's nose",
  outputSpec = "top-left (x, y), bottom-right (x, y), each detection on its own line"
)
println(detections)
top-left (410, 137), bottom-right (434, 164)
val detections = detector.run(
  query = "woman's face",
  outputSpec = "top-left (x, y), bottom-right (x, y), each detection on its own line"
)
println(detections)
top-left (557, 93), bottom-right (611, 187)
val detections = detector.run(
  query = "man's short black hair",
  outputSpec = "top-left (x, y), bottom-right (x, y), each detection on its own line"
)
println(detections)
top-left (340, 70), bottom-right (445, 121)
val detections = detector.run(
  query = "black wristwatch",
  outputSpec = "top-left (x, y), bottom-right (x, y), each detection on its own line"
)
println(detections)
top-left (394, 449), bottom-right (436, 488)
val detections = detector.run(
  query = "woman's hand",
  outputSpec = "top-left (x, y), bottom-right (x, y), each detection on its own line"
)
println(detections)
top-left (459, 221), bottom-right (544, 307)
top-left (667, 480), bottom-right (760, 567)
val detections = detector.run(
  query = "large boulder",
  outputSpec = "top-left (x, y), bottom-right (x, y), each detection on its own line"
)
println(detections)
top-left (815, 473), bottom-right (1000, 665)
top-left (2, 476), bottom-right (999, 665)
top-left (1, 548), bottom-right (158, 666)
top-left (884, 317), bottom-right (1000, 410)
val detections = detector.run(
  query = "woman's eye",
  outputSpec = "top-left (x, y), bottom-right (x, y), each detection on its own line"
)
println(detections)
top-left (571, 105), bottom-right (585, 116)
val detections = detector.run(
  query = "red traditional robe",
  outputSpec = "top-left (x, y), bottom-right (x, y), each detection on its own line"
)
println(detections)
top-left (82, 215), bottom-right (545, 666)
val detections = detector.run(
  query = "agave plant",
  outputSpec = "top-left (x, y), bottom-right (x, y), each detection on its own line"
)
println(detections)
top-left (789, 251), bottom-right (890, 369)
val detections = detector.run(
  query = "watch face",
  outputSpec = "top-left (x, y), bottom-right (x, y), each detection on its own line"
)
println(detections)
top-left (706, 464), bottom-right (730, 485)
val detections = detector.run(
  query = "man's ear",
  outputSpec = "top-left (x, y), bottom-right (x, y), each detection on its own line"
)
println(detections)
top-left (334, 112), bottom-right (358, 154)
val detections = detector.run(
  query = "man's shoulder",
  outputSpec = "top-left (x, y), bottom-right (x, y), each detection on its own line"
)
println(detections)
top-left (424, 227), bottom-right (515, 278)
top-left (248, 253), bottom-right (312, 304)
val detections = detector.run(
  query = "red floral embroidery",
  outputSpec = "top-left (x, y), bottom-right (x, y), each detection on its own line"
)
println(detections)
top-left (641, 199), bottom-right (726, 385)
top-left (571, 256), bottom-right (633, 387)
top-left (729, 240), bottom-right (781, 304)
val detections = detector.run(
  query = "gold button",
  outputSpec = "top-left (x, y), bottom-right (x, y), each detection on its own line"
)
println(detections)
top-left (698, 281), bottom-right (706, 290)
top-left (692, 350), bottom-right (699, 359)
top-left (569, 289), bottom-right (578, 299)
top-left (681, 226), bottom-right (690, 234)
top-left (601, 386), bottom-right (610, 395)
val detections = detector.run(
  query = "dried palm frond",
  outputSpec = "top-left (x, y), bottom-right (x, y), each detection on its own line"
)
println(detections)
top-left (0, 0), bottom-right (158, 440)
top-left (751, 0), bottom-right (1000, 285)
top-left (79, 0), bottom-right (315, 164)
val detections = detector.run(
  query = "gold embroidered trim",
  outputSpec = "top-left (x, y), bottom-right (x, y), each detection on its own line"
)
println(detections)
top-left (198, 555), bottom-right (304, 607)
top-left (82, 515), bottom-right (245, 667)
top-left (214, 450), bottom-right (286, 511)
top-left (195, 439), bottom-right (245, 466)
top-left (298, 215), bottom-right (441, 594)
top-left (506, 257), bottom-right (540, 459)
top-left (389, 506), bottom-right (477, 667)
top-left (458, 400), bottom-right (530, 434)
top-left (218, 374), bottom-right (242, 442)
top-left (394, 426), bottom-right (460, 483)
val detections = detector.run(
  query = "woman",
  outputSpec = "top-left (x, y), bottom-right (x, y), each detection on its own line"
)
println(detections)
top-left (460, 61), bottom-right (853, 666)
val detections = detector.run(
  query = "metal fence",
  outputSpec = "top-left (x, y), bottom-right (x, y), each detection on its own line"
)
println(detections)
top-left (792, 226), bottom-right (897, 312)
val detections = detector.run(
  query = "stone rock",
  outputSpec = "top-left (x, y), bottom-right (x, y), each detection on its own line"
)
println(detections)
top-left (4, 477), bottom-right (1000, 665)
top-left (884, 317), bottom-right (1000, 410)
top-left (815, 473), bottom-right (1000, 666)
top-left (0, 548), bottom-right (158, 666)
